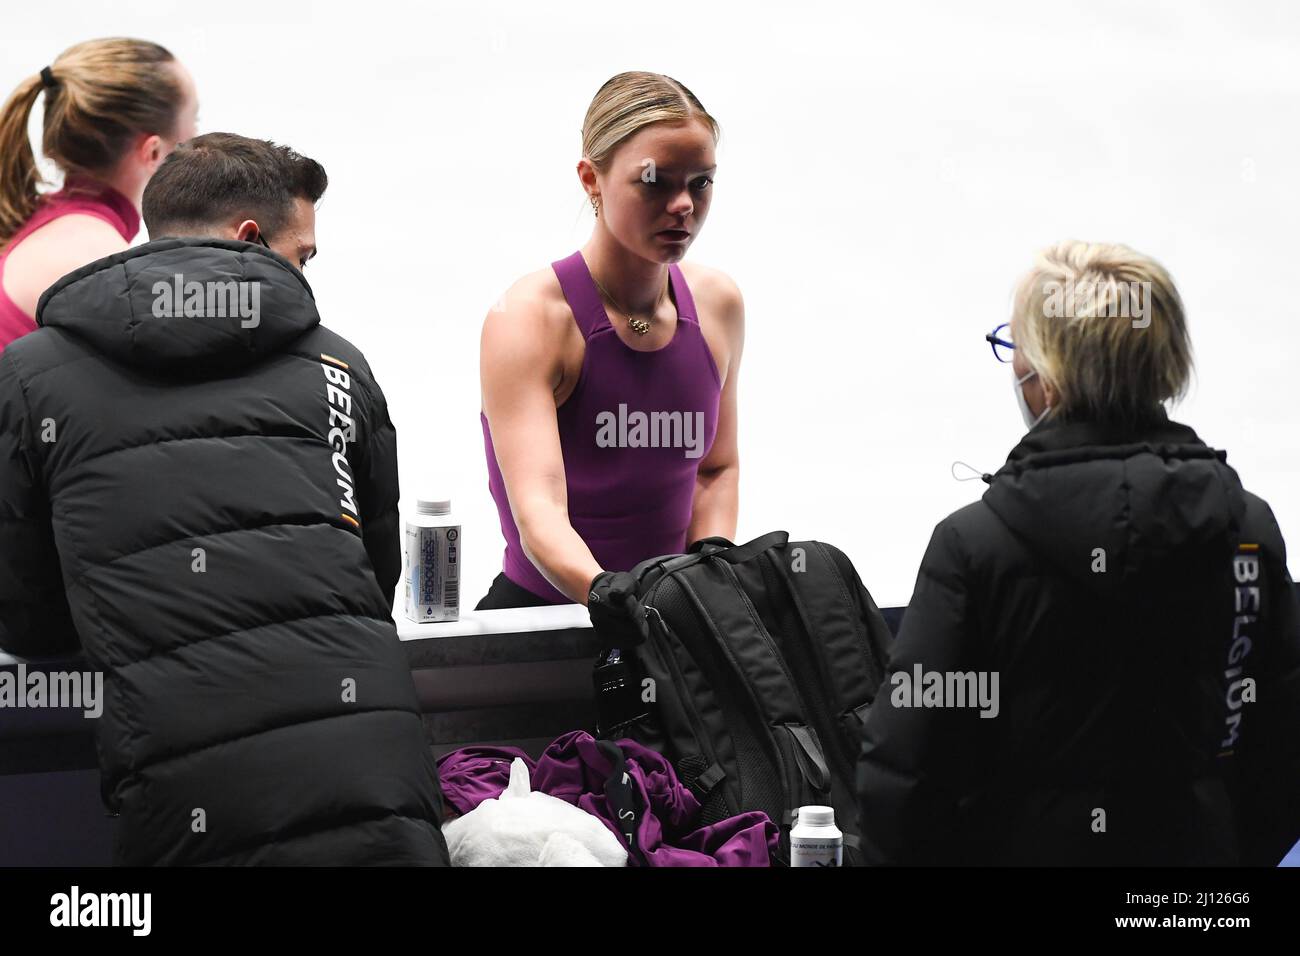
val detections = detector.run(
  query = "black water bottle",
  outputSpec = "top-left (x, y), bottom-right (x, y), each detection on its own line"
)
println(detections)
top-left (593, 646), bottom-right (649, 738)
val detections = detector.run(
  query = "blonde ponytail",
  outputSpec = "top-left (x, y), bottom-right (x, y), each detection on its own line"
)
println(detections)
top-left (0, 38), bottom-right (181, 246)
top-left (0, 74), bottom-right (47, 243)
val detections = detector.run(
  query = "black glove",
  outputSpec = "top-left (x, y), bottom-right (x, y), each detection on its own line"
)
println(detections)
top-left (587, 570), bottom-right (649, 650)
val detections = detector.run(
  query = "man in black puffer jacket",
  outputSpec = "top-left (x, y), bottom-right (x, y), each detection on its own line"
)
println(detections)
top-left (857, 241), bottom-right (1300, 866)
top-left (0, 133), bottom-right (449, 866)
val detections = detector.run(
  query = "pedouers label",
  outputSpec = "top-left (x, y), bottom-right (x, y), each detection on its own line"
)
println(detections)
top-left (404, 525), bottom-right (460, 623)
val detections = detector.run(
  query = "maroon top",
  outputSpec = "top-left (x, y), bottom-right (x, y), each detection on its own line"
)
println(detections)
top-left (0, 175), bottom-right (139, 353)
top-left (481, 250), bottom-right (723, 602)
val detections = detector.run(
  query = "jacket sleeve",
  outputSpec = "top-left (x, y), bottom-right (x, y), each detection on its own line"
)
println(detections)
top-left (0, 355), bottom-right (80, 658)
top-left (353, 371), bottom-right (402, 613)
top-left (856, 517), bottom-right (989, 864)
top-left (1232, 494), bottom-right (1300, 865)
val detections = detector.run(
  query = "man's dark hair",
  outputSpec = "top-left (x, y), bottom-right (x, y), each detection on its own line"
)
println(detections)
top-left (143, 132), bottom-right (327, 238)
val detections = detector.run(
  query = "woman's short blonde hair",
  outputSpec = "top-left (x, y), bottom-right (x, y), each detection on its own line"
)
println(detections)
top-left (1013, 240), bottom-right (1193, 424)
top-left (581, 71), bottom-right (719, 172)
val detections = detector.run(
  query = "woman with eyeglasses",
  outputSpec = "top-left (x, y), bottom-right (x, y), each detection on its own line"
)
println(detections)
top-left (856, 240), bottom-right (1300, 865)
top-left (477, 72), bottom-right (744, 622)
top-left (0, 38), bottom-right (199, 352)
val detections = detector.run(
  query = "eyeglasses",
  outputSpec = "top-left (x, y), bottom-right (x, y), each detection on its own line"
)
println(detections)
top-left (985, 322), bottom-right (1015, 363)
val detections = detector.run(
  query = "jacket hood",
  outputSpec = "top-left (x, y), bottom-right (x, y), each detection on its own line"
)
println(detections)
top-left (982, 408), bottom-right (1247, 596)
top-left (35, 238), bottom-right (320, 374)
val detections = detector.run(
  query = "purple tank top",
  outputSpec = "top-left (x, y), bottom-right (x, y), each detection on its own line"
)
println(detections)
top-left (481, 250), bottom-right (723, 603)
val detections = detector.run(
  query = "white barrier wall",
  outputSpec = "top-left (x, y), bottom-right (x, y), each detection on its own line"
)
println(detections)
top-left (5, 0), bottom-right (1297, 607)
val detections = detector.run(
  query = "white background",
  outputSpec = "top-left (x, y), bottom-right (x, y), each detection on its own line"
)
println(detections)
top-left (6, 0), bottom-right (1298, 606)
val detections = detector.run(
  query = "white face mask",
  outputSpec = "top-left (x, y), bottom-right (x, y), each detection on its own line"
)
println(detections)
top-left (1013, 368), bottom-right (1050, 429)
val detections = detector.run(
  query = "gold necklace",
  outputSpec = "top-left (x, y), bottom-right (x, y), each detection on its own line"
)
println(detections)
top-left (590, 270), bottom-right (669, 336)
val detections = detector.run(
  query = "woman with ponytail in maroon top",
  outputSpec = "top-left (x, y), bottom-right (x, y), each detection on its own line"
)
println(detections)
top-left (0, 38), bottom-right (199, 352)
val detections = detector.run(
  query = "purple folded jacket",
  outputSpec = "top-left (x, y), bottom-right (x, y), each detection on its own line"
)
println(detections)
top-left (437, 731), bottom-right (778, 866)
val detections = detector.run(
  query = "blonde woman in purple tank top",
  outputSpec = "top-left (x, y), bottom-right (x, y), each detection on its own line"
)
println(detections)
top-left (479, 72), bottom-right (746, 611)
top-left (0, 38), bottom-right (199, 352)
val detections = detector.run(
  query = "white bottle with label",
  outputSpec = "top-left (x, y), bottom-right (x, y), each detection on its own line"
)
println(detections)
top-left (404, 499), bottom-right (460, 623)
top-left (790, 806), bottom-right (843, 867)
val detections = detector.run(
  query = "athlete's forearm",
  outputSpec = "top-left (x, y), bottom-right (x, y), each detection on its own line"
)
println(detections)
top-left (516, 505), bottom-right (604, 605)
top-left (687, 462), bottom-right (739, 544)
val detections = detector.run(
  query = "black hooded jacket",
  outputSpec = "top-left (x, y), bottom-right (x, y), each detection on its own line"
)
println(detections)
top-left (856, 411), bottom-right (1300, 865)
top-left (0, 238), bottom-right (449, 865)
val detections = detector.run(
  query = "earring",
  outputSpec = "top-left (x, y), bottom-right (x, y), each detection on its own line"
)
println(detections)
top-left (590, 194), bottom-right (600, 218)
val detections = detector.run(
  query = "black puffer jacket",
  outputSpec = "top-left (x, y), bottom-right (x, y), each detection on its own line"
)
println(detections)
top-left (0, 239), bottom-right (448, 866)
top-left (856, 411), bottom-right (1300, 865)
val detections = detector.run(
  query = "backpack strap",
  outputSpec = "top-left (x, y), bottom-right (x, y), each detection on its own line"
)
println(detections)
top-left (675, 564), bottom-right (805, 725)
top-left (705, 530), bottom-right (790, 565)
top-left (594, 739), bottom-right (647, 866)
top-left (681, 759), bottom-right (727, 804)
top-left (674, 560), bottom-right (832, 803)
top-left (687, 536), bottom-right (735, 556)
top-left (633, 533), bottom-right (790, 594)
top-left (783, 722), bottom-right (831, 791)
top-left (631, 552), bottom-right (707, 597)
top-left (767, 541), bottom-right (887, 717)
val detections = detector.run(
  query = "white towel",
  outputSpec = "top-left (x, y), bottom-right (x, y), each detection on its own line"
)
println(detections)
top-left (443, 758), bottom-right (628, 867)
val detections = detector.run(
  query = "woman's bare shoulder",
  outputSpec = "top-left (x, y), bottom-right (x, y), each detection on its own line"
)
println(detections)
top-left (484, 264), bottom-right (573, 330)
top-left (3, 215), bottom-right (128, 317)
top-left (679, 261), bottom-right (745, 328)
top-left (480, 263), bottom-right (584, 384)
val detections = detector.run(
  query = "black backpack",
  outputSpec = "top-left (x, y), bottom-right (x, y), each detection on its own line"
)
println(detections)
top-left (593, 531), bottom-right (892, 865)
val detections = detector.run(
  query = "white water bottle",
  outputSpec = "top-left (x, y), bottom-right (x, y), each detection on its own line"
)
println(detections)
top-left (790, 806), bottom-right (842, 867)
top-left (404, 499), bottom-right (460, 623)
